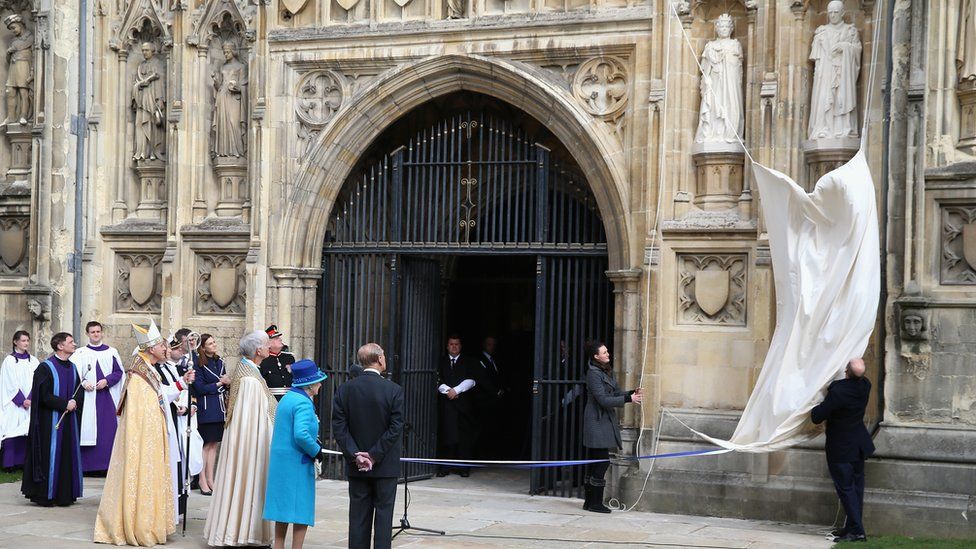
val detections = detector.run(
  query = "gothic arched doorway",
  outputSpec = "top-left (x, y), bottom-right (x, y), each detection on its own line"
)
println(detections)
top-left (316, 93), bottom-right (612, 497)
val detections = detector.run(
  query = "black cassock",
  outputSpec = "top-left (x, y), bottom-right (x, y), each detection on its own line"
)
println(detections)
top-left (21, 355), bottom-right (85, 507)
top-left (437, 355), bottom-right (477, 458)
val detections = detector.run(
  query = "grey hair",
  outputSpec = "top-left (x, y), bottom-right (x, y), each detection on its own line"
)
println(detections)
top-left (239, 330), bottom-right (269, 359)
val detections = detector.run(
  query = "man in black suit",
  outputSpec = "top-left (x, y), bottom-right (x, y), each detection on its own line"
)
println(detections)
top-left (436, 335), bottom-right (477, 477)
top-left (811, 358), bottom-right (875, 543)
top-left (475, 336), bottom-right (505, 458)
top-left (333, 343), bottom-right (404, 549)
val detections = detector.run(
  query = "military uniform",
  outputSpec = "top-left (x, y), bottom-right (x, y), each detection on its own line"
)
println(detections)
top-left (259, 350), bottom-right (295, 400)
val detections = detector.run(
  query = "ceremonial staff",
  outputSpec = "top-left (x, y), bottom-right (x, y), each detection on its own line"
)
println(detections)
top-left (55, 364), bottom-right (91, 430)
top-left (180, 332), bottom-right (200, 536)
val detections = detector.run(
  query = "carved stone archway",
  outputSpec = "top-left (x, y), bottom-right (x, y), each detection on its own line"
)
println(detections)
top-left (272, 54), bottom-right (637, 360)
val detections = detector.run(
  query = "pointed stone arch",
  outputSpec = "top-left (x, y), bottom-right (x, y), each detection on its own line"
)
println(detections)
top-left (188, 0), bottom-right (253, 48)
top-left (110, 0), bottom-right (171, 53)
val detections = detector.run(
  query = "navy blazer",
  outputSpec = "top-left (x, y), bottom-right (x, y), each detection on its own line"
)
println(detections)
top-left (332, 370), bottom-right (404, 479)
top-left (192, 355), bottom-right (226, 424)
top-left (811, 377), bottom-right (875, 463)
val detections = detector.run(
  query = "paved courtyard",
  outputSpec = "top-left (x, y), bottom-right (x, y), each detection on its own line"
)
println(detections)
top-left (0, 470), bottom-right (834, 548)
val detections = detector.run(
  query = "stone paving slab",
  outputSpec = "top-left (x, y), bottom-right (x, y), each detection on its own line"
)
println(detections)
top-left (0, 469), bottom-right (835, 548)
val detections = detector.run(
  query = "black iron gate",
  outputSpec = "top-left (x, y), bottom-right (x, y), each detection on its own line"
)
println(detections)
top-left (316, 110), bottom-right (612, 495)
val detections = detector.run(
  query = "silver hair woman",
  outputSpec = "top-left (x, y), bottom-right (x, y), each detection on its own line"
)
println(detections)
top-left (204, 330), bottom-right (279, 546)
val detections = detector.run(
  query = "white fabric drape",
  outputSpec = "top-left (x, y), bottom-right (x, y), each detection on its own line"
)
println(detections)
top-left (694, 149), bottom-right (880, 452)
top-left (0, 354), bottom-right (39, 441)
top-left (72, 345), bottom-right (125, 446)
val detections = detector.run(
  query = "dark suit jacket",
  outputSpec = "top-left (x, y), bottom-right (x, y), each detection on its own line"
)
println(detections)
top-left (811, 377), bottom-right (875, 463)
top-left (332, 370), bottom-right (404, 479)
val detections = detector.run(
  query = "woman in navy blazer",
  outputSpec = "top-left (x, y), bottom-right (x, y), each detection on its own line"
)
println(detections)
top-left (192, 333), bottom-right (229, 495)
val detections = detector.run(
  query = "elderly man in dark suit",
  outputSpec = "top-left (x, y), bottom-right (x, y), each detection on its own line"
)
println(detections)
top-left (333, 343), bottom-right (404, 549)
top-left (811, 358), bottom-right (874, 543)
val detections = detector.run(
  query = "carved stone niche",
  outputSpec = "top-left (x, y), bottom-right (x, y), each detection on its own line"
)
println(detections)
top-left (940, 205), bottom-right (976, 285)
top-left (115, 252), bottom-right (163, 313)
top-left (958, 80), bottom-right (976, 156)
top-left (196, 252), bottom-right (246, 315)
top-left (677, 253), bottom-right (747, 326)
top-left (0, 215), bottom-right (28, 276)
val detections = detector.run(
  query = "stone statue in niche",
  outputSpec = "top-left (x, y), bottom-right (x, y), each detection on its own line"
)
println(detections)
top-left (695, 13), bottom-right (743, 145)
top-left (808, 0), bottom-right (862, 140)
top-left (131, 42), bottom-right (166, 161)
top-left (3, 14), bottom-right (33, 127)
top-left (959, 0), bottom-right (976, 82)
top-left (446, 0), bottom-right (464, 19)
top-left (211, 41), bottom-right (248, 158)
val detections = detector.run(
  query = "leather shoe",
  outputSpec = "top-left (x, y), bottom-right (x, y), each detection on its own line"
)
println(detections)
top-left (836, 533), bottom-right (867, 542)
top-left (459, 470), bottom-right (470, 478)
top-left (829, 528), bottom-right (848, 539)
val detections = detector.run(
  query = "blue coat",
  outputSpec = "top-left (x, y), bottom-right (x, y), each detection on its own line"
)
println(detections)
top-left (192, 355), bottom-right (226, 425)
top-left (264, 388), bottom-right (321, 526)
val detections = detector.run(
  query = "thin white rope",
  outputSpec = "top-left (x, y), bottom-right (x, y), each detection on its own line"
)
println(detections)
top-left (861, 0), bottom-right (884, 142)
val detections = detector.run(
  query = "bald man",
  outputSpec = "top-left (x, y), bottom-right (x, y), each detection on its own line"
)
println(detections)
top-left (811, 358), bottom-right (874, 542)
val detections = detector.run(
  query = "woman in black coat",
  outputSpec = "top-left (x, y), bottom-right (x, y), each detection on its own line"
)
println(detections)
top-left (581, 339), bottom-right (642, 513)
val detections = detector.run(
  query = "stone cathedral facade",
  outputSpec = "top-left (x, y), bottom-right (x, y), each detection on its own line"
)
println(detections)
top-left (0, 0), bottom-right (972, 537)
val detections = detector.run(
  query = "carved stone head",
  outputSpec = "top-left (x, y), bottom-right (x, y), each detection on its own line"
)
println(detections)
top-left (827, 0), bottom-right (845, 25)
top-left (4, 15), bottom-right (24, 35)
top-left (715, 13), bottom-right (734, 39)
top-left (140, 42), bottom-right (156, 60)
top-left (222, 41), bottom-right (238, 62)
top-left (901, 309), bottom-right (927, 340)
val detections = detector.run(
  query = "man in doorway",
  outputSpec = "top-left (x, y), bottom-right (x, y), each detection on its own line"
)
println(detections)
top-left (436, 335), bottom-right (477, 477)
top-left (71, 321), bottom-right (124, 474)
top-left (259, 324), bottom-right (295, 401)
top-left (475, 336), bottom-right (505, 459)
top-left (811, 358), bottom-right (874, 542)
top-left (333, 343), bottom-right (404, 549)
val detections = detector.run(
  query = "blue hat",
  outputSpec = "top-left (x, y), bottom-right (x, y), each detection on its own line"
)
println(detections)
top-left (291, 359), bottom-right (327, 387)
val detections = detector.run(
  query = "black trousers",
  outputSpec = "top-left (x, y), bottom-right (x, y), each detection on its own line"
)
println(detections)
top-left (584, 447), bottom-right (610, 485)
top-left (348, 476), bottom-right (398, 549)
top-left (828, 460), bottom-right (866, 535)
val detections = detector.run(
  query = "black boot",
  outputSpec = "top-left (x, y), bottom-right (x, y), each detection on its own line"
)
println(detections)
top-left (583, 480), bottom-right (611, 513)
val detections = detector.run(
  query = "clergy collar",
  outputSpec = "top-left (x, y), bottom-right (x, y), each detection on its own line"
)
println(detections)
top-left (87, 343), bottom-right (109, 351)
top-left (11, 351), bottom-right (29, 360)
top-left (53, 352), bottom-right (72, 363)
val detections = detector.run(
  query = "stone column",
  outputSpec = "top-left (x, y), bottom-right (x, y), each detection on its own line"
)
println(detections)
top-left (691, 142), bottom-right (745, 211)
top-left (134, 159), bottom-right (167, 219)
top-left (214, 156), bottom-right (248, 217)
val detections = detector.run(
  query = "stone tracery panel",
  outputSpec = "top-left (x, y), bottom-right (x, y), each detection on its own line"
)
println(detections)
top-left (677, 253), bottom-right (747, 325)
top-left (940, 205), bottom-right (976, 285)
top-left (572, 56), bottom-right (629, 121)
top-left (115, 252), bottom-right (163, 312)
top-left (196, 252), bottom-right (247, 315)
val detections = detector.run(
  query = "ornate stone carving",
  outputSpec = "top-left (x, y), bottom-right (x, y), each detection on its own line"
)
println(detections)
top-left (695, 14), bottom-right (743, 146)
top-left (281, 0), bottom-right (309, 15)
top-left (808, 1), bottom-right (861, 141)
top-left (446, 0), bottom-right (464, 19)
top-left (132, 41), bottom-right (166, 161)
top-left (115, 252), bottom-right (162, 312)
top-left (677, 253), bottom-right (747, 325)
top-left (572, 57), bottom-right (629, 121)
top-left (0, 215), bottom-right (28, 275)
top-left (189, 0), bottom-right (253, 47)
top-left (296, 70), bottom-right (345, 154)
top-left (2, 14), bottom-right (33, 127)
top-left (958, 0), bottom-right (976, 83)
top-left (941, 205), bottom-right (976, 284)
top-left (958, 79), bottom-right (976, 155)
top-left (691, 150), bottom-right (745, 210)
top-left (901, 352), bottom-right (931, 381)
top-left (900, 309), bottom-right (928, 340)
top-left (196, 252), bottom-right (246, 315)
top-left (110, 0), bottom-right (172, 53)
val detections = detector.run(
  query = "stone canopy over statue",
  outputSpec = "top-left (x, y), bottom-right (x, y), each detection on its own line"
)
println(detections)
top-left (694, 13), bottom-right (743, 148)
top-left (211, 41), bottom-right (248, 158)
top-left (3, 14), bottom-right (33, 127)
top-left (132, 42), bottom-right (166, 161)
top-left (808, 0), bottom-right (862, 141)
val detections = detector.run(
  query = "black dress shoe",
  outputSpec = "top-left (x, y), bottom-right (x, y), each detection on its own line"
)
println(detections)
top-left (836, 533), bottom-right (867, 542)
top-left (829, 528), bottom-right (848, 539)
top-left (459, 470), bottom-right (470, 478)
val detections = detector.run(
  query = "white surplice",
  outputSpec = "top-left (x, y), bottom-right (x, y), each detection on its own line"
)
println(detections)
top-left (71, 344), bottom-right (125, 446)
top-left (0, 353), bottom-right (39, 441)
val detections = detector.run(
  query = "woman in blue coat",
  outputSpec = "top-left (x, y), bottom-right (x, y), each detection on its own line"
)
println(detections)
top-left (191, 333), bottom-right (228, 496)
top-left (264, 359), bottom-right (327, 549)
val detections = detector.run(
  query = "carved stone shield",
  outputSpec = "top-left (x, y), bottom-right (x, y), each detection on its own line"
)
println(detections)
top-left (695, 270), bottom-right (730, 316)
top-left (129, 265), bottom-right (156, 307)
top-left (281, 0), bottom-right (310, 15)
top-left (0, 222), bottom-right (25, 269)
top-left (963, 223), bottom-right (976, 271)
top-left (210, 267), bottom-right (238, 309)
top-left (335, 0), bottom-right (360, 11)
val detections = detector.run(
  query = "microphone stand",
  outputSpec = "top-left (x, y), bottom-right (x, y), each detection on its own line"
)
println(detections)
top-left (392, 422), bottom-right (445, 539)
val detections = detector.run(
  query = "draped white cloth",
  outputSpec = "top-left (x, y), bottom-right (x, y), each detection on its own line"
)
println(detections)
top-left (71, 345), bottom-right (124, 446)
top-left (0, 353), bottom-right (39, 441)
top-left (694, 149), bottom-right (880, 452)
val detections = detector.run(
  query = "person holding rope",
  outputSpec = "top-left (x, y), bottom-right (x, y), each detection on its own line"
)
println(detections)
top-left (191, 333), bottom-right (227, 496)
top-left (581, 339), bottom-right (642, 513)
top-left (21, 332), bottom-right (85, 507)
